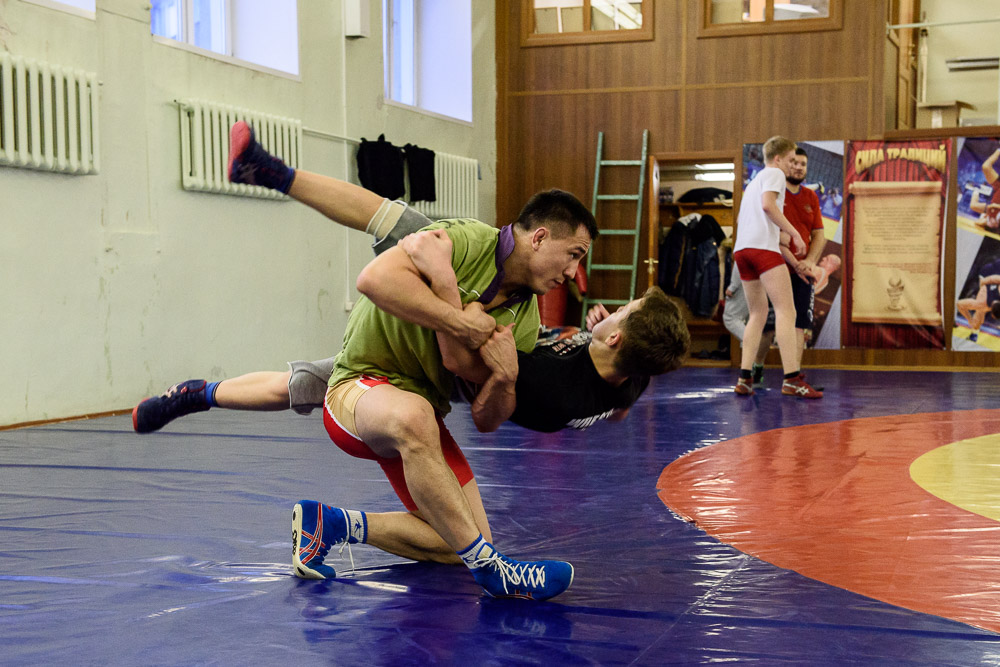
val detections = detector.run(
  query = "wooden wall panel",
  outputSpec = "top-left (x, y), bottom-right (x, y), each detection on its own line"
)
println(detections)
top-left (500, 90), bottom-right (683, 226)
top-left (684, 1), bottom-right (880, 86)
top-left (684, 81), bottom-right (871, 150)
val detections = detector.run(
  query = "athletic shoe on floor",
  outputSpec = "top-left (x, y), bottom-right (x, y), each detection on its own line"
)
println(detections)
top-left (734, 377), bottom-right (754, 396)
top-left (799, 372), bottom-right (824, 392)
top-left (781, 374), bottom-right (823, 399)
top-left (132, 379), bottom-right (210, 433)
top-left (471, 551), bottom-right (574, 601)
top-left (970, 332), bottom-right (979, 343)
top-left (227, 120), bottom-right (295, 193)
top-left (292, 500), bottom-right (363, 580)
top-left (751, 364), bottom-right (765, 388)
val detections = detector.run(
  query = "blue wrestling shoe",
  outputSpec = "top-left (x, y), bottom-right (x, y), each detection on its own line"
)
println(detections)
top-left (132, 379), bottom-right (210, 433)
top-left (969, 332), bottom-right (979, 343)
top-left (291, 500), bottom-right (366, 580)
top-left (470, 548), bottom-right (574, 601)
top-left (228, 121), bottom-right (295, 193)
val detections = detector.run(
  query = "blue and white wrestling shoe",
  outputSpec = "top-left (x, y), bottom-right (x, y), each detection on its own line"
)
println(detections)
top-left (469, 546), bottom-right (574, 601)
top-left (291, 500), bottom-right (365, 580)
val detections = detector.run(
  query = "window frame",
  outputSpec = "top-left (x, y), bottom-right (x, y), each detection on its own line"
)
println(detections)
top-left (521, 0), bottom-right (654, 48)
top-left (697, 0), bottom-right (842, 39)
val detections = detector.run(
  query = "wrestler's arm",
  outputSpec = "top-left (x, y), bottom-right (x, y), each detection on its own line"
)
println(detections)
top-left (357, 244), bottom-right (494, 349)
top-left (981, 274), bottom-right (1000, 286)
top-left (469, 325), bottom-right (518, 433)
top-left (398, 230), bottom-right (492, 384)
top-left (805, 228), bottom-right (826, 266)
top-left (971, 191), bottom-right (986, 214)
top-left (763, 190), bottom-right (805, 256)
top-left (983, 149), bottom-right (1000, 184)
top-left (779, 232), bottom-right (812, 282)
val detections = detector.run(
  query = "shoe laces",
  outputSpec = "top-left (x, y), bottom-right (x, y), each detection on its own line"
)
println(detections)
top-left (336, 539), bottom-right (356, 575)
top-left (473, 553), bottom-right (546, 595)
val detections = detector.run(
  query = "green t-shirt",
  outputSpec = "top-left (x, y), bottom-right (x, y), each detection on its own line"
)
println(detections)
top-left (330, 218), bottom-right (540, 414)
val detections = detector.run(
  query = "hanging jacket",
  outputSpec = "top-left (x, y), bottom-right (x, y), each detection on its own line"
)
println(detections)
top-left (357, 134), bottom-right (405, 199)
top-left (404, 144), bottom-right (437, 202)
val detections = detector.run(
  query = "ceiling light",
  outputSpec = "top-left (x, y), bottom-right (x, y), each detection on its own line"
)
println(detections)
top-left (695, 172), bottom-right (735, 182)
top-left (694, 162), bottom-right (735, 170)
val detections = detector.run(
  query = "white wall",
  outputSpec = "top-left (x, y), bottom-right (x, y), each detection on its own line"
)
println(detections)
top-left (922, 0), bottom-right (1000, 123)
top-left (0, 0), bottom-right (496, 426)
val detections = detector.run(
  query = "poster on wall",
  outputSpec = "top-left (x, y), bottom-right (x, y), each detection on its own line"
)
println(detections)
top-left (843, 140), bottom-right (950, 349)
top-left (953, 136), bottom-right (1000, 352)
top-left (741, 141), bottom-right (845, 350)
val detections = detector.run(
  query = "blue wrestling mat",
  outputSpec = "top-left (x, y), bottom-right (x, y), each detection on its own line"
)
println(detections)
top-left (2, 368), bottom-right (999, 664)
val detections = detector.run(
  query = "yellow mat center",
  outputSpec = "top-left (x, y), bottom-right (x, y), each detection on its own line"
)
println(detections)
top-left (910, 435), bottom-right (1000, 522)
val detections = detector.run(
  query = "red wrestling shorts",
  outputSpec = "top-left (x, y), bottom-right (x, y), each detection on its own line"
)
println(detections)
top-left (323, 374), bottom-right (474, 512)
top-left (734, 248), bottom-right (786, 281)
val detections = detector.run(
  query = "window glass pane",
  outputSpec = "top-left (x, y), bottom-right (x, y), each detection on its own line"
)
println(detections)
top-left (192, 0), bottom-right (227, 53)
top-left (51, 0), bottom-right (96, 11)
top-left (534, 8), bottom-right (559, 34)
top-left (710, 0), bottom-right (763, 24)
top-left (774, 0), bottom-right (829, 21)
top-left (387, 0), bottom-right (415, 106)
top-left (231, 0), bottom-right (300, 75)
top-left (561, 6), bottom-right (584, 32)
top-left (533, 0), bottom-right (583, 34)
top-left (592, 1), bottom-right (643, 30)
top-left (151, 0), bottom-right (183, 41)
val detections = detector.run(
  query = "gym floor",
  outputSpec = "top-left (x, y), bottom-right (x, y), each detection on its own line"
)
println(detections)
top-left (3, 367), bottom-right (999, 664)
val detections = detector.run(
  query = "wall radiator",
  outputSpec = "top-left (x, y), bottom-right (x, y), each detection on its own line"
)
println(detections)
top-left (177, 99), bottom-right (301, 200)
top-left (410, 152), bottom-right (479, 220)
top-left (0, 53), bottom-right (100, 174)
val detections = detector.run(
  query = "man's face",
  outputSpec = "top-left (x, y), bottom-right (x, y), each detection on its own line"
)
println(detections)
top-left (788, 154), bottom-right (808, 184)
top-left (591, 296), bottom-right (643, 342)
top-left (528, 224), bottom-right (592, 294)
top-left (772, 150), bottom-right (797, 177)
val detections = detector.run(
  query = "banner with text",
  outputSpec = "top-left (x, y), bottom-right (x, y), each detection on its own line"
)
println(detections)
top-left (843, 140), bottom-right (949, 348)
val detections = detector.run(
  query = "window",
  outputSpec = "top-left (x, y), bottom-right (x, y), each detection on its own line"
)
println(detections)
top-left (522, 0), bottom-right (653, 47)
top-left (383, 0), bottom-right (472, 123)
top-left (151, 0), bottom-right (227, 53)
top-left (151, 0), bottom-right (299, 76)
top-left (699, 0), bottom-right (842, 37)
top-left (20, 0), bottom-right (95, 19)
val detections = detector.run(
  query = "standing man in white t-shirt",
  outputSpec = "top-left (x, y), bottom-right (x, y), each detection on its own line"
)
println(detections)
top-left (732, 136), bottom-right (822, 399)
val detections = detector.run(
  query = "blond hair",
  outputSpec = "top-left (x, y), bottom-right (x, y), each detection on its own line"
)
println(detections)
top-left (763, 136), bottom-right (796, 162)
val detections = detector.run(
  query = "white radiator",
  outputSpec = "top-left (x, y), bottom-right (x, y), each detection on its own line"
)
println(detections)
top-left (177, 99), bottom-right (301, 200)
top-left (0, 53), bottom-right (100, 174)
top-left (411, 152), bottom-right (479, 219)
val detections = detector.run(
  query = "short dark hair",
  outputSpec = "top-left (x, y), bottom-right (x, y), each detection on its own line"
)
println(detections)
top-left (992, 300), bottom-right (1000, 319)
top-left (515, 189), bottom-right (598, 241)
top-left (615, 286), bottom-right (690, 376)
top-left (795, 147), bottom-right (808, 157)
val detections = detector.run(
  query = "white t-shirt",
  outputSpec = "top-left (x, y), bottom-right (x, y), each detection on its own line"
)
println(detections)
top-left (734, 166), bottom-right (786, 253)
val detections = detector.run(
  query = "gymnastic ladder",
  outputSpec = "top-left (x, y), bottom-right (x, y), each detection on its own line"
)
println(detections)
top-left (580, 130), bottom-right (649, 327)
